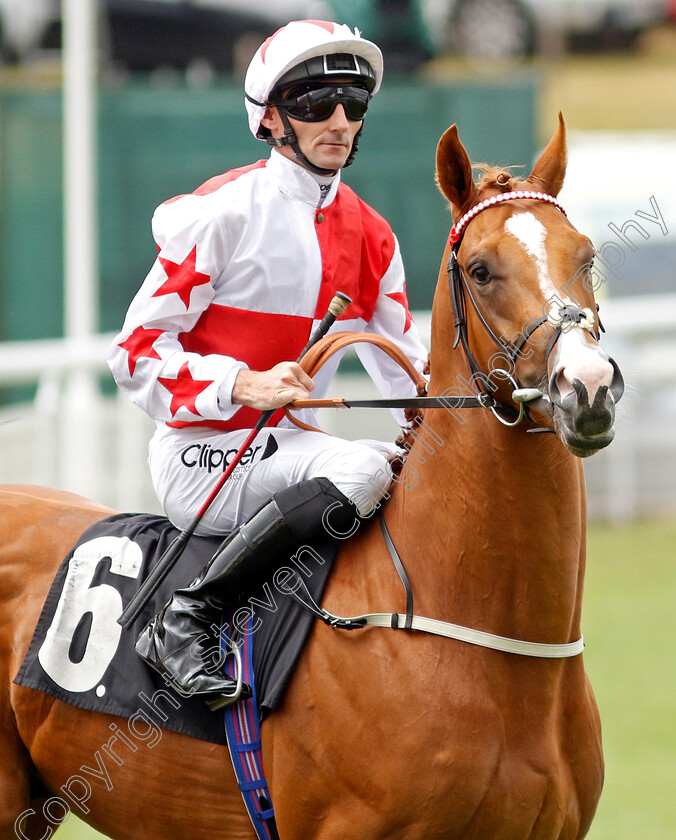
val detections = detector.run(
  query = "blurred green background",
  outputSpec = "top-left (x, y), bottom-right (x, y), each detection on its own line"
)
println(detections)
top-left (0, 76), bottom-right (536, 343)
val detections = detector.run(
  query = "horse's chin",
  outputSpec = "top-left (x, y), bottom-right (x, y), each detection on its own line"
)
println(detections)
top-left (529, 383), bottom-right (618, 457)
top-left (555, 416), bottom-right (616, 458)
top-left (527, 400), bottom-right (617, 457)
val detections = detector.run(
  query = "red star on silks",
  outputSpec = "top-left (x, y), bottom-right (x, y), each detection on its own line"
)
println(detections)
top-left (386, 290), bottom-right (413, 333)
top-left (158, 362), bottom-right (214, 417)
top-left (118, 326), bottom-right (163, 377)
top-left (153, 245), bottom-right (211, 309)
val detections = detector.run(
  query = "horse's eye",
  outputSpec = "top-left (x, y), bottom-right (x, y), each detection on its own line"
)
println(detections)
top-left (469, 264), bottom-right (490, 285)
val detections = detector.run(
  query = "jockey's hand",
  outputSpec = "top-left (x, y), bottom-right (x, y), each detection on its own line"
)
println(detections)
top-left (232, 362), bottom-right (315, 410)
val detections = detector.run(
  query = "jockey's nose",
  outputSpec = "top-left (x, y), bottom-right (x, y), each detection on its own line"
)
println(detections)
top-left (327, 103), bottom-right (350, 130)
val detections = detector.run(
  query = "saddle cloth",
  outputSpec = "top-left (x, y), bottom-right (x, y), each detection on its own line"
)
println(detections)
top-left (15, 513), bottom-right (336, 744)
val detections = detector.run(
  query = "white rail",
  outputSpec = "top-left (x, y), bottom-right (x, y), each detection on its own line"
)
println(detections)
top-left (0, 297), bottom-right (674, 521)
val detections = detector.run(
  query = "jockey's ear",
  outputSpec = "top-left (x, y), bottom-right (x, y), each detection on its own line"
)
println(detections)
top-left (260, 106), bottom-right (279, 132)
top-left (526, 112), bottom-right (567, 197)
top-left (435, 124), bottom-right (479, 219)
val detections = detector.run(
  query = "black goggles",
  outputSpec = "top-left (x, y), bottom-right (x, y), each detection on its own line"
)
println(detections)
top-left (277, 85), bottom-right (370, 123)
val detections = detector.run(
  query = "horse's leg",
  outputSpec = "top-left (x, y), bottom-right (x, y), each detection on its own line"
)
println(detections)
top-left (0, 617), bottom-right (49, 839)
top-left (4, 798), bottom-right (58, 840)
top-left (0, 722), bottom-right (51, 840)
top-left (12, 687), bottom-right (256, 840)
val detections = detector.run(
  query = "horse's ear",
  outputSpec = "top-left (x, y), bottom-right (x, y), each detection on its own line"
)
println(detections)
top-left (526, 112), bottom-right (567, 196)
top-left (436, 124), bottom-right (479, 217)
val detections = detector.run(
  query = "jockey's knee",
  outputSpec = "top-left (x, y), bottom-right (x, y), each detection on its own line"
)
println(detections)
top-left (325, 445), bottom-right (392, 518)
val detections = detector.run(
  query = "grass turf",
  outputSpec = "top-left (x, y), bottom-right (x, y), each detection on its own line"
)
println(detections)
top-left (584, 518), bottom-right (676, 840)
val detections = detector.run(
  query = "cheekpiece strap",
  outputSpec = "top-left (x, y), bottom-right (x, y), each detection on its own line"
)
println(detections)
top-left (449, 191), bottom-right (567, 245)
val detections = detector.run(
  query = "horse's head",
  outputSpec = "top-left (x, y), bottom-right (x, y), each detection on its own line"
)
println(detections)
top-left (434, 114), bottom-right (624, 457)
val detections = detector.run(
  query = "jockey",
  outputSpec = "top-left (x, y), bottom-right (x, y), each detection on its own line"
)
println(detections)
top-left (107, 19), bottom-right (428, 702)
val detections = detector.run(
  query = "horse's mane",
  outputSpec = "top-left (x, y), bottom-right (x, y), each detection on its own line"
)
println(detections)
top-left (473, 164), bottom-right (522, 193)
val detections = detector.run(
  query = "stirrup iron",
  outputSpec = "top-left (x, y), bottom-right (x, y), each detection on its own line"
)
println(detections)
top-left (206, 632), bottom-right (246, 711)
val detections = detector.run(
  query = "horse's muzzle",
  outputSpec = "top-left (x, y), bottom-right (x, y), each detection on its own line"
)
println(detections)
top-left (548, 356), bottom-right (625, 457)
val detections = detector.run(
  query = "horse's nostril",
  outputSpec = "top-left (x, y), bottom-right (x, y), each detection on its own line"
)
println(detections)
top-left (549, 367), bottom-right (577, 408)
top-left (551, 350), bottom-right (617, 411)
top-left (555, 369), bottom-right (571, 399)
top-left (548, 369), bottom-right (561, 407)
top-left (571, 378), bottom-right (589, 406)
top-left (591, 384), bottom-right (609, 414)
top-left (609, 357), bottom-right (625, 404)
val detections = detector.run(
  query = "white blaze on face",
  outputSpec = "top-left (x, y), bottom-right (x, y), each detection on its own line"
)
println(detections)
top-left (504, 210), bottom-right (614, 405)
top-left (504, 211), bottom-right (555, 296)
top-left (555, 326), bottom-right (615, 403)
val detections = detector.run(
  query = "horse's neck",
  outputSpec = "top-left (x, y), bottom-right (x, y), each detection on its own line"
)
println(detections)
top-left (388, 312), bottom-right (586, 645)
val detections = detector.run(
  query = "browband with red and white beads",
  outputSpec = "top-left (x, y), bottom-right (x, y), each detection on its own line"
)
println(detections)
top-left (449, 191), bottom-right (567, 245)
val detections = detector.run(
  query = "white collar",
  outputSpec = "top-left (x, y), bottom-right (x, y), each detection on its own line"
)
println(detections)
top-left (268, 149), bottom-right (340, 208)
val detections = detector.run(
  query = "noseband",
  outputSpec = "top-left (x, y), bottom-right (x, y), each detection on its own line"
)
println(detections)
top-left (447, 191), bottom-right (602, 427)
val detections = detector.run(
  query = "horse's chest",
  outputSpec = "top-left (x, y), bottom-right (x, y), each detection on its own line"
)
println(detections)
top-left (273, 670), bottom-right (601, 840)
top-left (378, 708), bottom-right (587, 837)
top-left (417, 680), bottom-right (600, 836)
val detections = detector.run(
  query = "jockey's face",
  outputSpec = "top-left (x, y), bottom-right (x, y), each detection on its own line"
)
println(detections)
top-left (261, 85), bottom-right (363, 174)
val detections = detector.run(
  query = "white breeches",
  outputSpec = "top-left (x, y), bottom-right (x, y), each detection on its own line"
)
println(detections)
top-left (149, 426), bottom-right (397, 535)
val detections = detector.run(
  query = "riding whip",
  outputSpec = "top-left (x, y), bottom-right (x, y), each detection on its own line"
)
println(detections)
top-left (118, 291), bottom-right (352, 629)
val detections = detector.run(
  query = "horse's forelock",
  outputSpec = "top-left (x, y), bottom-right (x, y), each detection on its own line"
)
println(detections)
top-left (474, 165), bottom-right (520, 194)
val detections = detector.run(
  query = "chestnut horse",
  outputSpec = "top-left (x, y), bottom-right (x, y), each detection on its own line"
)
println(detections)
top-left (2, 116), bottom-right (623, 840)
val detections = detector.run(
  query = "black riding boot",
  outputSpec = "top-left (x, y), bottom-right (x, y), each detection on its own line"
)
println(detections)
top-left (135, 478), bottom-right (359, 702)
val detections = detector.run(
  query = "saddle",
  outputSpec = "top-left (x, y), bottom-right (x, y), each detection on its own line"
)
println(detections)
top-left (15, 513), bottom-right (338, 744)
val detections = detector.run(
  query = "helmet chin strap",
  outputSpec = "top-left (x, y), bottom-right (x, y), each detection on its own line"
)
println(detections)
top-left (266, 107), bottom-right (361, 176)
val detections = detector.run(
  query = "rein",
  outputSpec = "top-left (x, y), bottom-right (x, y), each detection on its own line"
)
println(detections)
top-left (286, 331), bottom-right (530, 429)
top-left (285, 331), bottom-right (433, 432)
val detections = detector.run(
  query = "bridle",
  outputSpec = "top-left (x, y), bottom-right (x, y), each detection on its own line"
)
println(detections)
top-left (447, 190), bottom-right (602, 427)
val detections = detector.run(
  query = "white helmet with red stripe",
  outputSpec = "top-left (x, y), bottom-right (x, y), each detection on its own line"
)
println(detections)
top-left (244, 19), bottom-right (384, 140)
